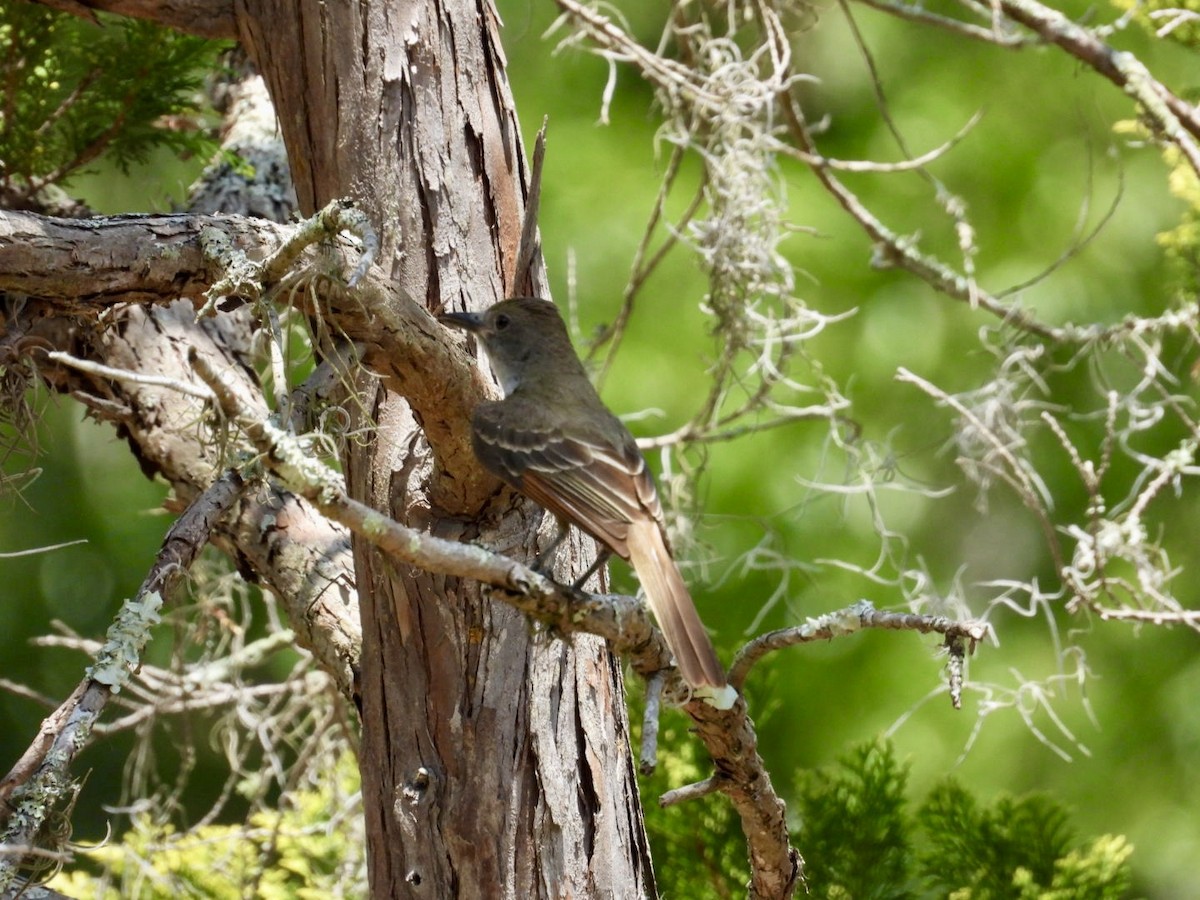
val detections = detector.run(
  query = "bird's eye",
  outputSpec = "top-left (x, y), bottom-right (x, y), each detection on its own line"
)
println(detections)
top-left (495, 314), bottom-right (510, 330)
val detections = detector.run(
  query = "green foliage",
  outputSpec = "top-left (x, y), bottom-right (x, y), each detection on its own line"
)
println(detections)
top-left (641, 723), bottom-right (751, 896)
top-left (1113, 0), bottom-right (1200, 49)
top-left (1114, 0), bottom-right (1200, 294)
top-left (1142, 139), bottom-right (1200, 294)
top-left (796, 742), bottom-right (916, 899)
top-left (794, 741), bottom-right (1133, 899)
top-left (48, 753), bottom-right (364, 899)
top-left (0, 6), bottom-right (224, 202)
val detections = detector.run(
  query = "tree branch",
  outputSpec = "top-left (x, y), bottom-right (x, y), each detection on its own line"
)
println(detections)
top-left (728, 600), bottom-right (990, 694)
top-left (996, 0), bottom-right (1200, 175)
top-left (0, 203), bottom-right (494, 512)
top-left (32, 0), bottom-right (237, 40)
top-left (0, 210), bottom-right (287, 305)
top-left (0, 471), bottom-right (242, 887)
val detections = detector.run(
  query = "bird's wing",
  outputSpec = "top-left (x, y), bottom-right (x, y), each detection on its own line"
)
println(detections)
top-left (473, 400), bottom-right (728, 691)
top-left (472, 401), bottom-right (661, 559)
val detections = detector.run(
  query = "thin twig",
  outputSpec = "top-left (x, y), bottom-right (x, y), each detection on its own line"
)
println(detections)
top-left (0, 540), bottom-right (87, 559)
top-left (996, 0), bottom-right (1200, 176)
top-left (639, 672), bottom-right (664, 776)
top-left (588, 143), bottom-right (700, 383)
top-left (43, 350), bottom-right (215, 400)
top-left (660, 776), bottom-right (721, 807)
top-left (776, 89), bottom-right (1066, 341)
top-left (773, 113), bottom-right (983, 173)
top-left (514, 118), bottom-right (548, 296)
top-left (855, 0), bottom-right (1037, 46)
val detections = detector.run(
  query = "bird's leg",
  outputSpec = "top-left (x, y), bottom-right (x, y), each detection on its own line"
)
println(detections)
top-left (532, 516), bottom-right (570, 572)
top-left (532, 520), bottom-right (611, 591)
top-left (571, 547), bottom-right (612, 592)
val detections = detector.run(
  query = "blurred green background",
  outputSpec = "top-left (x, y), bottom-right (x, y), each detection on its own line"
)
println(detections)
top-left (3, 0), bottom-right (1199, 895)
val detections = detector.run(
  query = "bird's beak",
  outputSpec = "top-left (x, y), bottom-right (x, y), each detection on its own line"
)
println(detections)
top-left (438, 310), bottom-right (485, 333)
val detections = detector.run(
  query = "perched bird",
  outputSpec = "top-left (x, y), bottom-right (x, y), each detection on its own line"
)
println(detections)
top-left (440, 297), bottom-right (728, 693)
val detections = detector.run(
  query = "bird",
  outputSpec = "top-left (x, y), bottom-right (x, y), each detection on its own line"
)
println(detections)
top-left (440, 297), bottom-right (729, 694)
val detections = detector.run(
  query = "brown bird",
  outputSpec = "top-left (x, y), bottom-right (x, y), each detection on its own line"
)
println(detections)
top-left (440, 297), bottom-right (728, 694)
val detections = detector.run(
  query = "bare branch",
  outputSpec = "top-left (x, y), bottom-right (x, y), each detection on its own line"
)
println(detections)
top-left (30, 0), bottom-right (236, 40)
top-left (513, 119), bottom-right (548, 296)
top-left (683, 697), bottom-right (802, 899)
top-left (199, 198), bottom-right (377, 315)
top-left (660, 776), bottom-right (721, 807)
top-left (0, 471), bottom-right (242, 886)
top-left (854, 0), bottom-right (1037, 46)
top-left (996, 0), bottom-right (1200, 176)
top-left (0, 540), bottom-right (87, 559)
top-left (43, 350), bottom-right (215, 400)
top-left (728, 600), bottom-right (989, 691)
top-left (775, 91), bottom-right (1069, 340)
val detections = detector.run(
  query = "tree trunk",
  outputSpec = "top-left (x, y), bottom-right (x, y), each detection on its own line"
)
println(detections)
top-left (235, 1), bottom-right (655, 895)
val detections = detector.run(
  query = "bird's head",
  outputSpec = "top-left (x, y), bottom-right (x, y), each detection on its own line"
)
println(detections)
top-left (440, 297), bottom-right (575, 395)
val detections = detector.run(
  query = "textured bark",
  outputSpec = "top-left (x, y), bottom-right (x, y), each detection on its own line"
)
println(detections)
top-left (0, 211), bottom-right (284, 304)
top-left (232, 1), bottom-right (655, 897)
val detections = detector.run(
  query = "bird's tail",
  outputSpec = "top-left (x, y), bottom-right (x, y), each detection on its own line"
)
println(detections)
top-left (627, 519), bottom-right (727, 691)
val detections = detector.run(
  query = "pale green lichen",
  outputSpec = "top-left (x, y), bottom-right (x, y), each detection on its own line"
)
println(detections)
top-left (359, 512), bottom-right (388, 538)
top-left (86, 590), bottom-right (163, 691)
